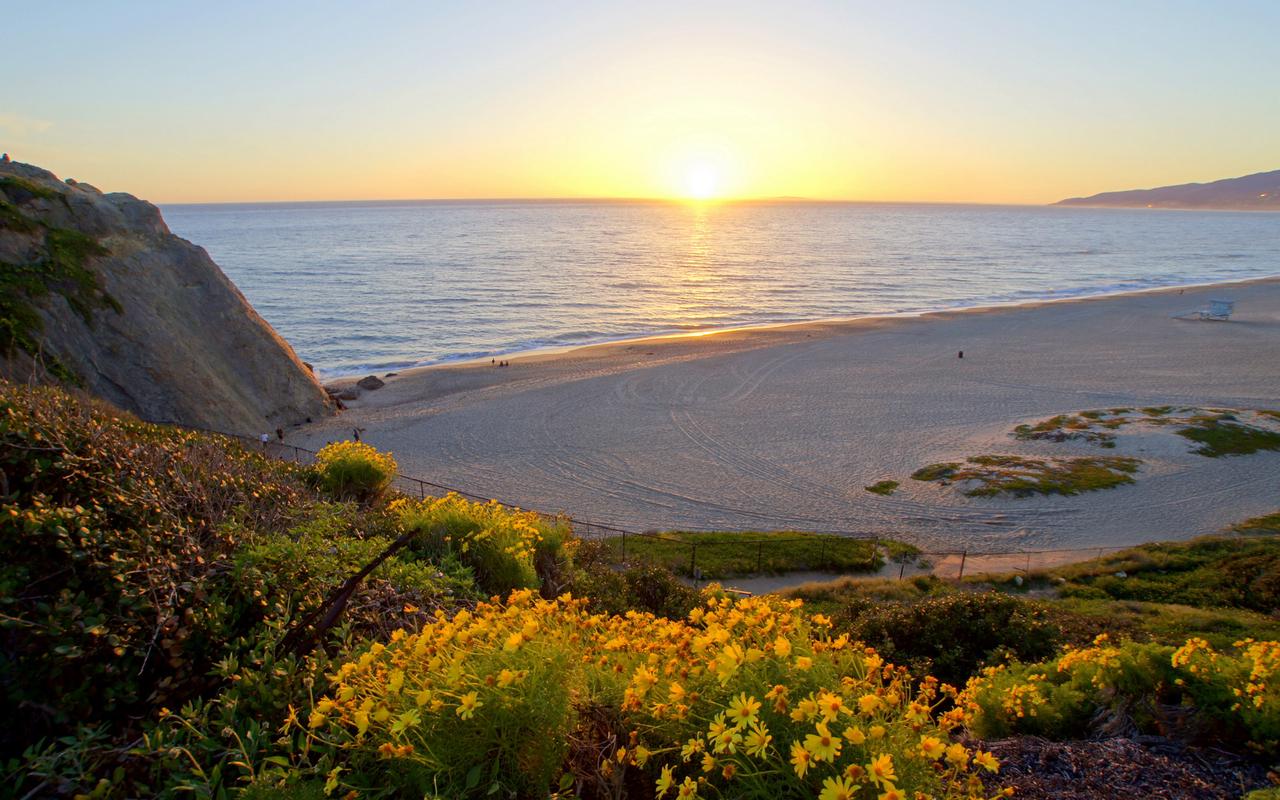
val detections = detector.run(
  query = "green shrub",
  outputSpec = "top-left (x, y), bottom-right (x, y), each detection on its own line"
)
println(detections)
top-left (961, 636), bottom-right (1280, 754)
top-left (833, 592), bottom-right (1060, 687)
top-left (395, 493), bottom-right (571, 595)
top-left (313, 441), bottom-right (398, 503)
top-left (568, 540), bottom-right (699, 619)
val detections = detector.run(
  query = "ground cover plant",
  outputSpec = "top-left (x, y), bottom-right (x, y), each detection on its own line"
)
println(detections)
top-left (910, 455), bottom-right (1141, 497)
top-left (608, 530), bottom-right (886, 578)
top-left (305, 590), bottom-right (1006, 800)
top-left (1013, 406), bottom-right (1280, 457)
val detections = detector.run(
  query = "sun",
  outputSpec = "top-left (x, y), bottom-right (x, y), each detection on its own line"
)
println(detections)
top-left (684, 162), bottom-right (720, 201)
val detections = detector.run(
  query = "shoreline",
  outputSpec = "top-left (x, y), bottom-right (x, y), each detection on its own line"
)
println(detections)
top-left (299, 274), bottom-right (1280, 551)
top-left (319, 272), bottom-right (1280, 389)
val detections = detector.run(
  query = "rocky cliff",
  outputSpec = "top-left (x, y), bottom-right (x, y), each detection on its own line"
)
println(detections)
top-left (0, 160), bottom-right (332, 434)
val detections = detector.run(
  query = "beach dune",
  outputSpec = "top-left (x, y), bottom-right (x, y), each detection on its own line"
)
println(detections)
top-left (298, 279), bottom-right (1280, 552)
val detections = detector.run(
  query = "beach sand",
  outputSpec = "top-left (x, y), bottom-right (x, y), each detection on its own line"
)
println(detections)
top-left (298, 278), bottom-right (1280, 552)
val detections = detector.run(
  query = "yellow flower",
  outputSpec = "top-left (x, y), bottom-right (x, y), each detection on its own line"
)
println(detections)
top-left (878, 788), bottom-right (905, 800)
top-left (945, 742), bottom-right (969, 767)
top-left (744, 721), bottom-right (772, 757)
top-left (818, 690), bottom-right (848, 721)
top-left (677, 777), bottom-right (698, 799)
top-left (804, 722), bottom-right (842, 762)
top-left (919, 735), bottom-right (946, 760)
top-left (819, 776), bottom-right (858, 800)
top-left (795, 655), bottom-right (813, 670)
top-left (974, 750), bottom-right (1000, 773)
top-left (791, 741), bottom-right (812, 778)
top-left (867, 753), bottom-right (897, 787)
top-left (858, 694), bottom-right (883, 715)
top-left (843, 725), bottom-right (866, 745)
top-left (504, 632), bottom-right (524, 651)
top-left (656, 765), bottom-right (675, 798)
top-left (773, 636), bottom-right (792, 657)
top-left (455, 691), bottom-right (482, 720)
top-left (869, 724), bottom-right (886, 740)
top-left (727, 692), bottom-right (761, 727)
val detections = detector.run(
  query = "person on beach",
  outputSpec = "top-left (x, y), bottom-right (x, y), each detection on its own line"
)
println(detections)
top-left (259, 432), bottom-right (269, 449)
top-left (276, 427), bottom-right (284, 443)
top-left (353, 427), bottom-right (362, 442)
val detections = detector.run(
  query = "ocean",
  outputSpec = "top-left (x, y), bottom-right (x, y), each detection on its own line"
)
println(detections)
top-left (161, 200), bottom-right (1279, 379)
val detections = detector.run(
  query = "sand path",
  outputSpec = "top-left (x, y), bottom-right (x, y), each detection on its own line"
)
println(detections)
top-left (298, 278), bottom-right (1280, 551)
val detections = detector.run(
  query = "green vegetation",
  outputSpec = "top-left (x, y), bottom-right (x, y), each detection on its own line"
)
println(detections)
top-left (1176, 415), bottom-right (1280, 457)
top-left (397, 493), bottom-right (572, 595)
top-left (609, 529), bottom-right (883, 577)
top-left (313, 439), bottom-right (399, 502)
top-left (864, 478), bottom-right (899, 495)
top-left (910, 462), bottom-right (960, 481)
top-left (963, 637), bottom-right (1279, 753)
top-left (1025, 529), bottom-right (1280, 615)
top-left (0, 177), bottom-right (120, 384)
top-left (911, 454), bottom-right (1141, 497)
top-left (1014, 413), bottom-right (1117, 447)
top-left (1012, 406), bottom-right (1280, 458)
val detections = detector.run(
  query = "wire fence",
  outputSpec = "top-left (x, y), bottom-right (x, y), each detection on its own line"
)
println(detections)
top-left (176, 423), bottom-right (1137, 586)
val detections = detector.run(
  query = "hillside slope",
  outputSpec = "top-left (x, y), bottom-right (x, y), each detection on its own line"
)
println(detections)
top-left (1056, 169), bottom-right (1280, 210)
top-left (0, 160), bottom-right (331, 434)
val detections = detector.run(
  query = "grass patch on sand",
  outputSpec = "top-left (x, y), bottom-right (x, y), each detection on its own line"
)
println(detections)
top-left (911, 454), bottom-right (1140, 497)
top-left (1012, 406), bottom-right (1280, 458)
top-left (864, 479), bottom-right (899, 495)
top-left (1176, 415), bottom-right (1280, 457)
top-left (1014, 414), bottom-right (1118, 447)
top-left (608, 530), bottom-right (886, 578)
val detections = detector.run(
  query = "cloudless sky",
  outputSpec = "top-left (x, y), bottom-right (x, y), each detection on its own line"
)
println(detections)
top-left (3, 1), bottom-right (1277, 203)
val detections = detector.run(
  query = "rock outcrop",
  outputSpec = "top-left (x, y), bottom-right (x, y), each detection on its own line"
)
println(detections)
top-left (0, 160), bottom-right (332, 434)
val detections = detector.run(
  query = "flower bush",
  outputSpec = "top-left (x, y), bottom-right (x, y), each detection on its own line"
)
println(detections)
top-left (961, 634), bottom-right (1280, 754)
top-left (394, 493), bottom-right (572, 595)
top-left (304, 589), bottom-right (1004, 799)
top-left (314, 440), bottom-right (398, 503)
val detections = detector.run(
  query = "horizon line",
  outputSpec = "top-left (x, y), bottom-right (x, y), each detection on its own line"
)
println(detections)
top-left (158, 195), bottom-right (1052, 208)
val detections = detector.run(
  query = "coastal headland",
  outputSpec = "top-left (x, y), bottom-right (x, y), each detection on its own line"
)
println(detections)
top-left (300, 277), bottom-right (1280, 551)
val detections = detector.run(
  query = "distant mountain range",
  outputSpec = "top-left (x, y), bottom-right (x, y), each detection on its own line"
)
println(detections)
top-left (1056, 169), bottom-right (1280, 211)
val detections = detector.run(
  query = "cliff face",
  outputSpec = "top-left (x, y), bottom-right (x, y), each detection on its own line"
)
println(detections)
top-left (0, 160), bottom-right (332, 435)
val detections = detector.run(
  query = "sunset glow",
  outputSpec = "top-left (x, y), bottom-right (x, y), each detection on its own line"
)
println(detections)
top-left (3, 3), bottom-right (1277, 204)
top-left (683, 163), bottom-right (720, 201)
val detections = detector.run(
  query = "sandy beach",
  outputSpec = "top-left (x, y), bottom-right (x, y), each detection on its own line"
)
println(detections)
top-left (297, 278), bottom-right (1280, 551)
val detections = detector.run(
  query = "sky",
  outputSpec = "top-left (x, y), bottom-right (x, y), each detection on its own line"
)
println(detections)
top-left (3, 1), bottom-right (1277, 204)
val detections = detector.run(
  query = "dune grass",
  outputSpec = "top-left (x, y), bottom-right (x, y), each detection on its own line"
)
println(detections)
top-left (864, 479), bottom-right (899, 495)
top-left (1175, 415), bottom-right (1280, 457)
top-left (1011, 406), bottom-right (1280, 458)
top-left (911, 454), bottom-right (1140, 497)
top-left (607, 529), bottom-right (886, 578)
